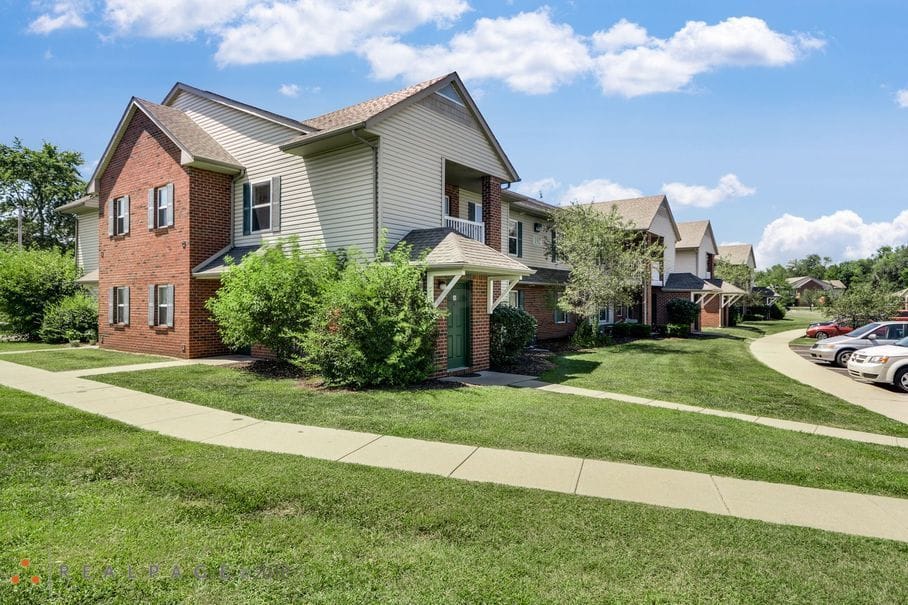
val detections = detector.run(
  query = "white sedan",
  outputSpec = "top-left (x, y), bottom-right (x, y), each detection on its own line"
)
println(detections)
top-left (847, 337), bottom-right (908, 393)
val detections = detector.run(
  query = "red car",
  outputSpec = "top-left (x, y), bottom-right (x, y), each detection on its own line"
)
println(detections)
top-left (806, 320), bottom-right (854, 340)
top-left (892, 310), bottom-right (908, 321)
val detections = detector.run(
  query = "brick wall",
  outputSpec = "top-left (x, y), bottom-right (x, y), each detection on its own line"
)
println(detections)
top-left (519, 285), bottom-right (576, 340)
top-left (481, 176), bottom-right (501, 250)
top-left (652, 288), bottom-right (691, 326)
top-left (701, 294), bottom-right (722, 329)
top-left (444, 183), bottom-right (460, 217)
top-left (470, 275), bottom-right (489, 372)
top-left (97, 108), bottom-right (232, 358)
top-left (431, 276), bottom-right (449, 378)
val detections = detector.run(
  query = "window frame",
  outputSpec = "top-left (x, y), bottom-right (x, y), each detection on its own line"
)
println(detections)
top-left (113, 286), bottom-right (128, 324)
top-left (249, 179), bottom-right (272, 234)
top-left (508, 219), bottom-right (522, 257)
top-left (468, 202), bottom-right (483, 224)
top-left (113, 196), bottom-right (127, 235)
top-left (507, 289), bottom-right (525, 310)
top-left (443, 195), bottom-right (451, 217)
top-left (154, 185), bottom-right (170, 229)
top-left (554, 307), bottom-right (569, 324)
top-left (154, 284), bottom-right (173, 328)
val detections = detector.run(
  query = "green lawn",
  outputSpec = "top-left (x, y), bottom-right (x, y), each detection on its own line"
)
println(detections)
top-left (0, 341), bottom-right (70, 353)
top-left (1, 348), bottom-right (167, 372)
top-left (541, 317), bottom-right (908, 436)
top-left (2, 386), bottom-right (907, 603)
top-left (93, 364), bottom-right (908, 497)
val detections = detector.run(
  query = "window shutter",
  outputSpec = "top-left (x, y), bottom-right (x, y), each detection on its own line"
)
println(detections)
top-left (270, 176), bottom-right (281, 233)
top-left (147, 188), bottom-right (155, 230)
top-left (107, 200), bottom-right (114, 236)
top-left (148, 285), bottom-right (156, 326)
top-left (108, 288), bottom-right (114, 324)
top-left (123, 287), bottom-right (130, 326)
top-left (468, 202), bottom-right (476, 222)
top-left (242, 183), bottom-right (251, 235)
top-left (166, 285), bottom-right (174, 328)
top-left (517, 221), bottom-right (523, 257)
top-left (166, 183), bottom-right (175, 226)
top-left (123, 195), bottom-right (131, 234)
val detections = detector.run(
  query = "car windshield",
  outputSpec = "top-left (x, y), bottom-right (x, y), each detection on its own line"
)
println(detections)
top-left (896, 336), bottom-right (908, 347)
top-left (848, 323), bottom-right (881, 338)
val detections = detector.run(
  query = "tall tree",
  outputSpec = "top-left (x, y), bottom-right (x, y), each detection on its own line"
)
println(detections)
top-left (550, 204), bottom-right (663, 321)
top-left (0, 138), bottom-right (85, 249)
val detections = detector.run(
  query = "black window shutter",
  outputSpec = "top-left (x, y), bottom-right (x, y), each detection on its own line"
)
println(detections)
top-left (517, 221), bottom-right (523, 257)
top-left (242, 182), bottom-right (251, 235)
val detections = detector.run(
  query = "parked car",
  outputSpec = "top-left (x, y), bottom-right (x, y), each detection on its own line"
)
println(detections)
top-left (806, 320), bottom-right (854, 340)
top-left (809, 321), bottom-right (908, 366)
top-left (847, 336), bottom-right (908, 393)
top-left (892, 310), bottom-right (908, 320)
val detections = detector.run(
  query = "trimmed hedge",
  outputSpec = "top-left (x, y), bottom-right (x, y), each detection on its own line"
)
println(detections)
top-left (665, 323), bottom-right (691, 338)
top-left (666, 298), bottom-right (700, 325)
top-left (611, 322), bottom-right (652, 339)
top-left (39, 291), bottom-right (97, 343)
top-left (490, 305), bottom-right (537, 366)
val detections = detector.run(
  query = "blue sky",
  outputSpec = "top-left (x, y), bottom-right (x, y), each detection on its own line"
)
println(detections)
top-left (3, 0), bottom-right (907, 267)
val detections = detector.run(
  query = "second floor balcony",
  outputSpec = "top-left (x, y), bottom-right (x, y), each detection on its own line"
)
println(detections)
top-left (444, 214), bottom-right (485, 243)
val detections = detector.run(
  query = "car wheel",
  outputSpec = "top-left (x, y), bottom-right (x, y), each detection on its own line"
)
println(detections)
top-left (895, 368), bottom-right (908, 394)
top-left (834, 349), bottom-right (854, 367)
top-left (815, 331), bottom-right (828, 340)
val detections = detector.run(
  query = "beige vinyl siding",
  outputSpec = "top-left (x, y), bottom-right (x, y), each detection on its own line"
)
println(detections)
top-left (500, 200), bottom-right (509, 253)
top-left (170, 91), bottom-right (375, 255)
top-left (76, 211), bottom-right (99, 273)
top-left (458, 188), bottom-right (481, 220)
top-left (674, 249), bottom-right (699, 276)
top-left (372, 96), bottom-right (511, 246)
top-left (650, 205), bottom-right (677, 275)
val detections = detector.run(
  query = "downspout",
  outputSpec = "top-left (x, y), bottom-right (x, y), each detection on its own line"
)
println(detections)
top-left (351, 129), bottom-right (379, 255)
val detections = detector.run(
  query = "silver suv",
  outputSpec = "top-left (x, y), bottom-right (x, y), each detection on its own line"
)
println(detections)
top-left (809, 321), bottom-right (908, 367)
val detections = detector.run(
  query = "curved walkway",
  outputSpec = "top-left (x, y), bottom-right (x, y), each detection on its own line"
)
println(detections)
top-left (1, 358), bottom-right (908, 543)
top-left (751, 329), bottom-right (908, 425)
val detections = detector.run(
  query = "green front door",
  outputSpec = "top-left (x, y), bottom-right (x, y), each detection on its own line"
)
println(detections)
top-left (447, 281), bottom-right (470, 369)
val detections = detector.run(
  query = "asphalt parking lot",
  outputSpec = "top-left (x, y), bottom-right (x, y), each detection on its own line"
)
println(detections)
top-left (789, 344), bottom-right (851, 377)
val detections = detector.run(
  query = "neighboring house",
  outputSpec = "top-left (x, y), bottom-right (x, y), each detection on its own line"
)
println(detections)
top-left (716, 243), bottom-right (757, 282)
top-left (63, 72), bottom-right (535, 376)
top-left (592, 194), bottom-right (680, 326)
top-left (56, 195), bottom-right (100, 293)
top-left (675, 220), bottom-right (718, 278)
top-left (786, 276), bottom-right (846, 306)
top-left (752, 286), bottom-right (779, 306)
top-left (499, 190), bottom-right (576, 340)
top-left (896, 287), bottom-right (908, 310)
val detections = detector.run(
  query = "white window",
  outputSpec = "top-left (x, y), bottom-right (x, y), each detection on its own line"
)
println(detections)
top-left (554, 307), bottom-right (569, 324)
top-left (113, 286), bottom-right (129, 324)
top-left (508, 220), bottom-right (522, 256)
top-left (444, 195), bottom-right (451, 217)
top-left (155, 185), bottom-right (170, 228)
top-left (598, 307), bottom-right (611, 324)
top-left (508, 289), bottom-right (525, 310)
top-left (150, 284), bottom-right (174, 328)
top-left (468, 202), bottom-right (483, 223)
top-left (251, 181), bottom-right (272, 233)
top-left (113, 196), bottom-right (127, 235)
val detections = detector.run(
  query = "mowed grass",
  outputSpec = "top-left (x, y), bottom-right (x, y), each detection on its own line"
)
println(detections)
top-left (1, 348), bottom-right (167, 371)
top-left (542, 317), bottom-right (908, 436)
top-left (93, 364), bottom-right (908, 497)
top-left (0, 341), bottom-right (70, 353)
top-left (2, 386), bottom-right (908, 604)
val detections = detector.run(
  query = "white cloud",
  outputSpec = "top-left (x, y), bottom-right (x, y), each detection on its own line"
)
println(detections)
top-left (29, 1), bottom-right (88, 34)
top-left (896, 89), bottom-right (908, 108)
top-left (278, 83), bottom-right (301, 97)
top-left (591, 18), bottom-right (651, 52)
top-left (560, 179), bottom-right (642, 204)
top-left (661, 173), bottom-right (755, 208)
top-left (361, 8), bottom-right (593, 94)
top-left (593, 16), bottom-right (824, 97)
top-left (103, 0), bottom-right (252, 38)
top-left (755, 209), bottom-right (908, 267)
top-left (215, 0), bottom-right (470, 65)
top-left (512, 177), bottom-right (560, 199)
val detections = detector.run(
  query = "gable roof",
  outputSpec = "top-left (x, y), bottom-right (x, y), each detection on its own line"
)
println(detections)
top-left (502, 189), bottom-right (558, 218)
top-left (281, 73), bottom-right (519, 182)
top-left (87, 98), bottom-right (242, 193)
top-left (57, 194), bottom-right (98, 215)
top-left (163, 82), bottom-right (314, 133)
top-left (393, 228), bottom-right (532, 275)
top-left (785, 276), bottom-right (846, 290)
top-left (590, 195), bottom-right (682, 240)
top-left (717, 244), bottom-right (755, 266)
top-left (675, 220), bottom-right (713, 250)
top-left (662, 272), bottom-right (720, 292)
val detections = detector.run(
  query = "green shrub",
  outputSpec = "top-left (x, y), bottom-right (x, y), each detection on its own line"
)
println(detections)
top-left (742, 313), bottom-right (765, 322)
top-left (769, 302), bottom-right (787, 319)
top-left (0, 247), bottom-right (80, 339)
top-left (303, 246), bottom-right (439, 388)
top-left (629, 323), bottom-right (652, 338)
top-left (666, 298), bottom-right (700, 325)
top-left (665, 323), bottom-right (691, 338)
top-left (38, 291), bottom-right (97, 343)
top-left (206, 240), bottom-right (341, 360)
top-left (490, 305), bottom-right (537, 366)
top-left (611, 322), bottom-right (631, 338)
top-left (571, 319), bottom-right (599, 347)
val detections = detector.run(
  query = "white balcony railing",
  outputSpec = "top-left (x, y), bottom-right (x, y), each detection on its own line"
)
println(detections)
top-left (444, 215), bottom-right (485, 243)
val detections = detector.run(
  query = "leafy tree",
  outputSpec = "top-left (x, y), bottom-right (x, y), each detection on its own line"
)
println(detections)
top-left (801, 288), bottom-right (823, 309)
top-left (0, 138), bottom-right (85, 249)
top-left (870, 246), bottom-right (908, 289)
top-left (786, 254), bottom-right (830, 278)
top-left (205, 239), bottom-right (341, 360)
top-left (0, 246), bottom-right (80, 339)
top-left (823, 283), bottom-right (900, 326)
top-left (39, 291), bottom-right (98, 343)
top-left (551, 204), bottom-right (663, 321)
top-left (303, 245), bottom-right (440, 388)
top-left (714, 258), bottom-right (754, 290)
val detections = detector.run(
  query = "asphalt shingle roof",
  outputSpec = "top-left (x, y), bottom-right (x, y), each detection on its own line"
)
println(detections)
top-left (675, 220), bottom-right (711, 249)
top-left (589, 195), bottom-right (667, 231)
top-left (521, 267), bottom-right (570, 286)
top-left (662, 272), bottom-right (719, 292)
top-left (717, 244), bottom-right (754, 265)
top-left (135, 98), bottom-right (242, 170)
top-left (193, 245), bottom-right (261, 277)
top-left (393, 228), bottom-right (532, 275)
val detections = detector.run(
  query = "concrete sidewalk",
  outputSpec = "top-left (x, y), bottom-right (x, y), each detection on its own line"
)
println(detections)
top-left (751, 329), bottom-right (908, 425)
top-left (1, 359), bottom-right (908, 543)
top-left (443, 372), bottom-right (908, 449)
